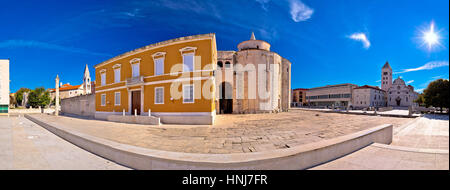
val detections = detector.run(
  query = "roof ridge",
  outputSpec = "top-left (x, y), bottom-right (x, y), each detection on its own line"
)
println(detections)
top-left (94, 33), bottom-right (215, 68)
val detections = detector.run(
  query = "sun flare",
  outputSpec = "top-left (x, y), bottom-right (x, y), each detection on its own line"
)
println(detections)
top-left (422, 22), bottom-right (441, 50)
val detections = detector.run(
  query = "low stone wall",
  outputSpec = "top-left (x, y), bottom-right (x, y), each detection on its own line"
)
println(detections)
top-left (378, 107), bottom-right (393, 112)
top-left (107, 115), bottom-right (160, 125)
top-left (25, 113), bottom-right (393, 170)
top-left (61, 94), bottom-right (95, 118)
top-left (9, 108), bottom-right (55, 114)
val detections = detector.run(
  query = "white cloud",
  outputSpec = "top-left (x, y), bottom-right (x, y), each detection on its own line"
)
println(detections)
top-left (406, 80), bottom-right (414, 84)
top-left (394, 61), bottom-right (449, 74)
top-left (0, 40), bottom-right (111, 57)
top-left (415, 88), bottom-right (425, 93)
top-left (348, 33), bottom-right (371, 49)
top-left (289, 0), bottom-right (314, 22)
top-left (375, 80), bottom-right (381, 82)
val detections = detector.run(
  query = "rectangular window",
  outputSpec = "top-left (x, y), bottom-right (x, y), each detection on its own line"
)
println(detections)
top-left (154, 58), bottom-right (164, 75)
top-left (132, 63), bottom-right (140, 77)
top-left (183, 84), bottom-right (194, 103)
top-left (182, 53), bottom-right (194, 72)
top-left (155, 87), bottom-right (164, 104)
top-left (101, 73), bottom-right (106, 86)
top-left (101, 94), bottom-right (106, 106)
top-left (114, 68), bottom-right (121, 83)
top-left (114, 92), bottom-right (121, 105)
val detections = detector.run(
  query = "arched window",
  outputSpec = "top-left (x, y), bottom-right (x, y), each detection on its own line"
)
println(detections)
top-left (225, 61), bottom-right (231, 68)
top-left (217, 61), bottom-right (223, 68)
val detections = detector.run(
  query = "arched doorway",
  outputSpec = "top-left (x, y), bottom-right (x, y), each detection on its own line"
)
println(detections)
top-left (396, 96), bottom-right (401, 106)
top-left (219, 82), bottom-right (233, 114)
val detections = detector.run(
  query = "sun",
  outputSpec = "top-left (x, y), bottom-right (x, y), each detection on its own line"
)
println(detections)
top-left (423, 22), bottom-right (439, 47)
top-left (420, 21), bottom-right (442, 51)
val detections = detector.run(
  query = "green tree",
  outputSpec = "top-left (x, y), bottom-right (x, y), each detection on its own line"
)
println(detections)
top-left (15, 87), bottom-right (30, 106)
top-left (28, 87), bottom-right (51, 108)
top-left (423, 79), bottom-right (449, 113)
top-left (414, 94), bottom-right (425, 107)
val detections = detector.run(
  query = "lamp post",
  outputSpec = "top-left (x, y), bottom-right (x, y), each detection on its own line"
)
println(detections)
top-left (55, 75), bottom-right (60, 116)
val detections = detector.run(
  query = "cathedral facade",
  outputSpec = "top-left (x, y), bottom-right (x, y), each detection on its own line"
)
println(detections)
top-left (381, 62), bottom-right (419, 107)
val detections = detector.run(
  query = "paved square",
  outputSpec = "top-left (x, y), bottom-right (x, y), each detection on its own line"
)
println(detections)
top-left (30, 109), bottom-right (413, 154)
top-left (0, 116), bottom-right (128, 170)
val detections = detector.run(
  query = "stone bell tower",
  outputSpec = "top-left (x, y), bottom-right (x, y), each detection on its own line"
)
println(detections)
top-left (82, 64), bottom-right (91, 95)
top-left (381, 61), bottom-right (392, 91)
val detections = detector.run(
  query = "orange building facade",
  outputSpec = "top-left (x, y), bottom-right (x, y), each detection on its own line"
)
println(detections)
top-left (93, 34), bottom-right (217, 124)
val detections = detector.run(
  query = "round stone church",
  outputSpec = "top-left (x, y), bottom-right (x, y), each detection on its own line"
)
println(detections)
top-left (215, 32), bottom-right (291, 114)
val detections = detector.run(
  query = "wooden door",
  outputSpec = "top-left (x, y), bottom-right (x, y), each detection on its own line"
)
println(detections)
top-left (132, 91), bottom-right (141, 115)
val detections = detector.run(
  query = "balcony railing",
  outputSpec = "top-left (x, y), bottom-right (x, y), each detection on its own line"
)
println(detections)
top-left (126, 76), bottom-right (144, 86)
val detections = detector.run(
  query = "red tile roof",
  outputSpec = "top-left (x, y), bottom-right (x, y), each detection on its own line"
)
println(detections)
top-left (293, 88), bottom-right (308, 91)
top-left (49, 84), bottom-right (82, 92)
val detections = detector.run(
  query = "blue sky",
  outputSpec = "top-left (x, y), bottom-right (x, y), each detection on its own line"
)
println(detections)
top-left (1, 0), bottom-right (448, 93)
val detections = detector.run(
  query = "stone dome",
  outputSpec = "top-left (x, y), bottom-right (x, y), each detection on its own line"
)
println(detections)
top-left (237, 32), bottom-right (271, 51)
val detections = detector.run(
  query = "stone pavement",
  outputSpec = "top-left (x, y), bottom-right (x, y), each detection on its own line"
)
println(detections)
top-left (296, 108), bottom-right (421, 117)
top-left (311, 143), bottom-right (448, 170)
top-left (392, 114), bottom-right (449, 150)
top-left (0, 116), bottom-right (129, 170)
top-left (28, 109), bottom-right (412, 154)
top-left (311, 114), bottom-right (449, 170)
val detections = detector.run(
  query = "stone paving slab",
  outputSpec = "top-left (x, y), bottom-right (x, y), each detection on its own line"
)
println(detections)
top-left (27, 109), bottom-right (412, 154)
top-left (296, 108), bottom-right (421, 117)
top-left (311, 143), bottom-right (449, 170)
top-left (311, 114), bottom-right (449, 170)
top-left (0, 116), bottom-right (129, 170)
top-left (392, 114), bottom-right (449, 150)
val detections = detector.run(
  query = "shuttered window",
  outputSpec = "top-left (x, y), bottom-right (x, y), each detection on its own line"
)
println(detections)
top-left (155, 87), bottom-right (164, 104)
top-left (183, 85), bottom-right (194, 103)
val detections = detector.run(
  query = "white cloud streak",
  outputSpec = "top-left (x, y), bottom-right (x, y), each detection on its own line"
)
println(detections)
top-left (394, 61), bottom-right (449, 74)
top-left (348, 33), bottom-right (371, 49)
top-left (0, 40), bottom-right (112, 57)
top-left (289, 0), bottom-right (314, 22)
top-left (415, 88), bottom-right (425, 93)
top-left (406, 80), bottom-right (414, 84)
top-left (255, 0), bottom-right (271, 10)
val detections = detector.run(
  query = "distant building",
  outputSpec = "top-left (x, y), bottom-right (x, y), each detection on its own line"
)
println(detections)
top-left (50, 64), bottom-right (92, 100)
top-left (352, 85), bottom-right (387, 108)
top-left (306, 83), bottom-right (358, 107)
top-left (381, 61), bottom-right (393, 92)
top-left (380, 61), bottom-right (419, 107)
top-left (0, 59), bottom-right (9, 114)
top-left (50, 83), bottom-right (84, 99)
top-left (387, 77), bottom-right (419, 107)
top-left (292, 88), bottom-right (308, 106)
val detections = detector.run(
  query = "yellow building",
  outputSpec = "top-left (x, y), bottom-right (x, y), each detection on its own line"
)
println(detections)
top-left (93, 34), bottom-right (217, 124)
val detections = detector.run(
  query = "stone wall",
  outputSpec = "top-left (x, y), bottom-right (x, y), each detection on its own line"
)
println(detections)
top-left (61, 94), bottom-right (95, 117)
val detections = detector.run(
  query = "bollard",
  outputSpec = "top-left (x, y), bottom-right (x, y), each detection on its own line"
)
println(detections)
top-left (134, 109), bottom-right (137, 116)
top-left (123, 109), bottom-right (125, 116)
top-left (148, 109), bottom-right (151, 117)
